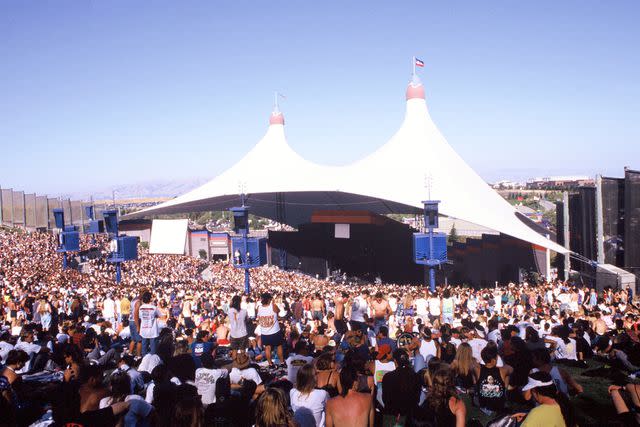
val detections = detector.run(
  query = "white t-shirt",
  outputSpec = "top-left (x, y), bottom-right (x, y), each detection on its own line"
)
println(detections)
top-left (0, 341), bottom-right (15, 362)
top-left (119, 326), bottom-right (131, 340)
top-left (419, 339), bottom-right (438, 361)
top-left (351, 297), bottom-right (368, 322)
top-left (229, 308), bottom-right (248, 338)
top-left (229, 367), bottom-right (262, 385)
top-left (290, 388), bottom-right (328, 427)
top-left (428, 297), bottom-right (441, 316)
top-left (195, 367), bottom-right (229, 406)
top-left (547, 336), bottom-right (578, 361)
top-left (138, 354), bottom-right (162, 374)
top-left (15, 338), bottom-right (40, 355)
top-left (286, 354), bottom-right (314, 384)
top-left (103, 298), bottom-right (115, 318)
top-left (487, 329), bottom-right (501, 344)
top-left (247, 302), bottom-right (256, 318)
top-left (468, 338), bottom-right (488, 363)
top-left (99, 393), bottom-right (144, 409)
top-left (256, 304), bottom-right (279, 336)
top-left (415, 298), bottom-right (428, 316)
top-left (374, 360), bottom-right (396, 385)
top-left (138, 303), bottom-right (160, 339)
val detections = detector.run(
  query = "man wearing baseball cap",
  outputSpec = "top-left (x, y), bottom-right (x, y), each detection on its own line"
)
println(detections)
top-left (513, 371), bottom-right (573, 427)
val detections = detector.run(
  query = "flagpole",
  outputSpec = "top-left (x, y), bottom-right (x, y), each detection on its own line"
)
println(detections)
top-left (274, 91), bottom-right (278, 112)
top-left (412, 56), bottom-right (416, 76)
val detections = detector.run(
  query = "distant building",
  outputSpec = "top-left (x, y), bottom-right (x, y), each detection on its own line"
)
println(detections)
top-left (491, 180), bottom-right (524, 189)
top-left (527, 175), bottom-right (593, 189)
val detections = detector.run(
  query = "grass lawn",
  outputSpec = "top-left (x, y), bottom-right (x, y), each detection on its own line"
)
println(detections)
top-left (463, 360), bottom-right (625, 426)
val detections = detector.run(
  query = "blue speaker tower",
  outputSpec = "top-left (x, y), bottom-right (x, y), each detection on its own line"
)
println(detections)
top-left (53, 208), bottom-right (80, 269)
top-left (230, 195), bottom-right (255, 295)
top-left (84, 205), bottom-right (104, 241)
top-left (103, 209), bottom-right (138, 284)
top-left (413, 200), bottom-right (450, 292)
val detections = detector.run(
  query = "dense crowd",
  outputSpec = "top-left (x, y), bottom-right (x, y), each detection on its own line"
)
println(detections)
top-left (1, 227), bottom-right (640, 427)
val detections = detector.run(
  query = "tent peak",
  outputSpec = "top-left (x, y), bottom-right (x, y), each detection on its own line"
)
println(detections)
top-left (269, 110), bottom-right (285, 125)
top-left (406, 73), bottom-right (425, 101)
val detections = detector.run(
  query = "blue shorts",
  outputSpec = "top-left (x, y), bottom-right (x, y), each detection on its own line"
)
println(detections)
top-left (130, 321), bottom-right (142, 343)
top-left (261, 331), bottom-right (283, 347)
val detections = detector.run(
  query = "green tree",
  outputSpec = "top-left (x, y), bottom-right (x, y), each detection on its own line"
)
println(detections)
top-left (198, 249), bottom-right (208, 260)
top-left (448, 223), bottom-right (460, 245)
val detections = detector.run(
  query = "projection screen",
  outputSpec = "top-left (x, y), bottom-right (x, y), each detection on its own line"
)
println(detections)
top-left (149, 219), bottom-right (189, 255)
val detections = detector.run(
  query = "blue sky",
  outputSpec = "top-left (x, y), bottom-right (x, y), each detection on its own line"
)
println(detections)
top-left (1, 1), bottom-right (639, 196)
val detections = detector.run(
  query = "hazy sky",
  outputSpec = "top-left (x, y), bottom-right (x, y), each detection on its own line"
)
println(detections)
top-left (1, 1), bottom-right (639, 196)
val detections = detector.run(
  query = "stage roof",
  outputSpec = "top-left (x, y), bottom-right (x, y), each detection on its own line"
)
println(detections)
top-left (125, 76), bottom-right (569, 254)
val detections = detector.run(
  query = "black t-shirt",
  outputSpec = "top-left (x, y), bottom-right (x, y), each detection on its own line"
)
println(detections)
top-left (476, 365), bottom-right (506, 411)
top-left (205, 397), bottom-right (251, 426)
top-left (168, 353), bottom-right (196, 382)
top-left (381, 366), bottom-right (421, 416)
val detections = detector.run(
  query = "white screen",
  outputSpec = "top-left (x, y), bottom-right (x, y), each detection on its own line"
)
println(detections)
top-left (335, 223), bottom-right (350, 239)
top-left (149, 219), bottom-right (189, 254)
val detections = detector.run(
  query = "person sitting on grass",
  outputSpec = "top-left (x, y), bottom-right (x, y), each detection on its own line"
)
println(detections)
top-left (513, 371), bottom-right (575, 427)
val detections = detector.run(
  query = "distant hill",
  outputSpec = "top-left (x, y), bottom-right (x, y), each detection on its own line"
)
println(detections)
top-left (62, 178), bottom-right (207, 201)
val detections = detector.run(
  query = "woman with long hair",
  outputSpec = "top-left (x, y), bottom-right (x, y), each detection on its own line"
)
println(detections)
top-left (255, 387), bottom-right (298, 427)
top-left (545, 326), bottom-right (578, 363)
top-left (38, 298), bottom-right (52, 331)
top-left (315, 352), bottom-right (339, 398)
top-left (414, 366), bottom-right (466, 427)
top-left (525, 326), bottom-right (545, 352)
top-left (450, 342), bottom-right (477, 391)
top-left (290, 363), bottom-right (329, 427)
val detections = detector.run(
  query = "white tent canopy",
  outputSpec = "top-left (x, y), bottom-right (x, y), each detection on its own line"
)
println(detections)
top-left (126, 77), bottom-right (568, 254)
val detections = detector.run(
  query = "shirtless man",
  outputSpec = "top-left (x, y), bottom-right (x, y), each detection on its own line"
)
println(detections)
top-left (333, 292), bottom-right (349, 335)
top-left (216, 316), bottom-right (230, 345)
top-left (311, 293), bottom-right (325, 325)
top-left (326, 367), bottom-right (374, 427)
top-left (78, 364), bottom-right (111, 413)
top-left (370, 292), bottom-right (391, 334)
top-left (594, 312), bottom-right (608, 337)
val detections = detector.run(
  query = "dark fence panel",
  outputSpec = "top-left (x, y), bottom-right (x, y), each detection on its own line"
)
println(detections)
top-left (625, 170), bottom-right (640, 275)
top-left (602, 177), bottom-right (625, 266)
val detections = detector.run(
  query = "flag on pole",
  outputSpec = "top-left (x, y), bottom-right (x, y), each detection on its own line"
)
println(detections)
top-left (415, 58), bottom-right (425, 68)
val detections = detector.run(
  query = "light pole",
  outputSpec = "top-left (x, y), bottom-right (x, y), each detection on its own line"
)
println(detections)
top-left (230, 195), bottom-right (252, 295)
top-left (412, 200), bottom-right (450, 292)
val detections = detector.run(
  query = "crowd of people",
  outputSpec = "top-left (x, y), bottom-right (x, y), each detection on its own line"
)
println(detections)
top-left (1, 227), bottom-right (640, 427)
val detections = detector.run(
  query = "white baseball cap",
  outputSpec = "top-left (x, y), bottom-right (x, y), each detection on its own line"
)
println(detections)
top-left (522, 376), bottom-right (554, 391)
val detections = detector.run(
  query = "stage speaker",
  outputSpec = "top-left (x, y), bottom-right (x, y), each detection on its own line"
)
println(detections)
top-left (231, 237), bottom-right (266, 267)
top-left (423, 201), bottom-right (439, 228)
top-left (60, 231), bottom-right (80, 252)
top-left (85, 206), bottom-right (95, 221)
top-left (53, 208), bottom-right (65, 229)
top-left (107, 236), bottom-right (138, 262)
top-left (230, 207), bottom-right (249, 234)
top-left (413, 232), bottom-right (447, 264)
top-left (86, 220), bottom-right (104, 234)
top-left (103, 210), bottom-right (118, 235)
